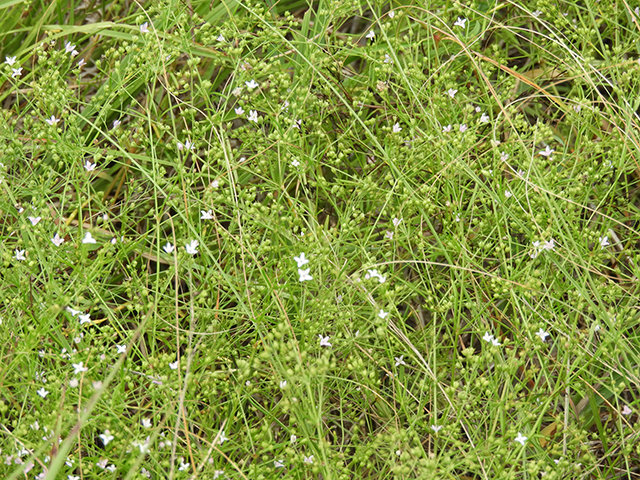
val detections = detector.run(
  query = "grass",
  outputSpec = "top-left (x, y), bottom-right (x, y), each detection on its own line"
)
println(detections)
top-left (2, 0), bottom-right (640, 478)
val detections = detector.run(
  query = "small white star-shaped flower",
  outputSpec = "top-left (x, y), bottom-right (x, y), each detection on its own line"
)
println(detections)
top-left (443, 124), bottom-right (452, 132)
top-left (459, 124), bottom-right (468, 133)
top-left (106, 465), bottom-right (116, 472)
top-left (64, 42), bottom-right (78, 56)
top-left (491, 337), bottom-right (502, 346)
top-left (78, 313), bottom-right (91, 325)
top-left (480, 113), bottom-right (490, 123)
top-left (303, 455), bottom-right (314, 464)
top-left (318, 335), bottom-right (332, 347)
top-left (291, 158), bottom-right (300, 167)
top-left (431, 424), bottom-right (443, 433)
top-left (500, 152), bottom-right (509, 161)
top-left (72, 362), bottom-right (88, 375)
top-left (543, 238), bottom-right (555, 251)
top-left (177, 139), bottom-right (193, 151)
top-left (37, 387), bottom-right (49, 398)
top-left (389, 11), bottom-right (395, 18)
top-left (140, 22), bottom-right (149, 33)
top-left (163, 242), bottom-right (174, 254)
top-left (45, 115), bottom-right (59, 126)
top-left (274, 460), bottom-right (285, 468)
top-left (539, 145), bottom-right (554, 157)
top-left (514, 432), bottom-right (527, 446)
top-left (395, 355), bottom-right (406, 366)
top-left (28, 216), bottom-right (41, 226)
top-left (235, 106), bottom-right (244, 115)
top-left (5, 56), bottom-right (16, 66)
top-left (294, 253), bottom-right (309, 267)
top-left (392, 217), bottom-right (402, 227)
top-left (622, 405), bottom-right (633, 415)
top-left (217, 430), bottom-right (229, 444)
top-left (185, 239), bottom-right (199, 255)
top-left (392, 123), bottom-right (402, 133)
top-left (141, 418), bottom-right (152, 428)
top-left (535, 328), bottom-right (549, 341)
top-left (211, 180), bottom-right (219, 188)
top-left (378, 309), bottom-right (389, 319)
top-left (385, 230), bottom-right (393, 239)
top-left (532, 10), bottom-right (542, 17)
top-left (482, 332), bottom-right (494, 343)
top-left (504, 190), bottom-right (512, 198)
top-left (279, 380), bottom-right (287, 388)
top-left (178, 458), bottom-right (189, 471)
top-left (77, 58), bottom-right (86, 68)
top-left (247, 110), bottom-right (259, 122)
top-left (66, 306), bottom-right (81, 316)
top-left (51, 233), bottom-right (65, 246)
top-left (69, 378), bottom-right (79, 388)
top-left (454, 17), bottom-right (467, 28)
top-left (12, 67), bottom-right (22, 78)
top-left (112, 120), bottom-right (121, 129)
top-left (599, 236), bottom-right (609, 249)
top-left (84, 160), bottom-right (96, 171)
top-left (217, 34), bottom-right (225, 42)
top-left (96, 459), bottom-right (108, 469)
top-left (82, 232), bottom-right (96, 244)
top-left (169, 360), bottom-right (178, 370)
top-left (298, 268), bottom-right (313, 282)
top-left (14, 249), bottom-right (26, 261)
top-left (447, 88), bottom-right (458, 98)
top-left (365, 30), bottom-right (375, 39)
top-left (245, 79), bottom-right (259, 90)
top-left (115, 345), bottom-right (126, 353)
top-left (201, 210), bottom-right (213, 220)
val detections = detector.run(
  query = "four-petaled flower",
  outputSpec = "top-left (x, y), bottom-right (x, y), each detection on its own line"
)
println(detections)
top-left (217, 35), bottom-right (225, 42)
top-left (245, 79), bottom-right (259, 90)
top-left (395, 355), bottom-right (406, 366)
top-left (177, 139), bottom-right (193, 151)
top-left (318, 335), bottom-right (332, 347)
top-left (279, 380), bottom-right (287, 388)
top-left (274, 460), bottom-right (285, 468)
top-left (201, 210), bottom-right (213, 220)
top-left (365, 30), bottom-right (375, 39)
top-left (78, 313), bottom-right (91, 325)
top-left (459, 124), bottom-right (468, 132)
top-left (185, 239), bottom-right (199, 255)
top-left (235, 106), bottom-right (244, 115)
top-left (37, 387), bottom-right (49, 398)
top-left (431, 424), bottom-right (443, 433)
top-left (141, 418), bottom-right (152, 428)
top-left (5, 56), bottom-right (16, 66)
top-left (45, 115), bottom-right (59, 126)
top-left (82, 232), bottom-right (97, 244)
top-left (14, 249), bottom-right (26, 261)
top-left (514, 432), bottom-right (527, 446)
top-left (77, 58), bottom-right (86, 68)
top-left (112, 120), bottom-right (121, 129)
top-left (378, 309), bottom-right (389, 319)
top-left (115, 345), bottom-right (126, 353)
top-left (12, 67), bottom-right (22, 78)
top-left (217, 430), bottom-right (229, 444)
top-left (72, 362), bottom-right (88, 375)
top-left (247, 110), bottom-right (259, 122)
top-left (535, 328), bottom-right (550, 341)
top-left (505, 190), bottom-right (512, 198)
top-left (599, 236), bottom-right (609, 249)
top-left (140, 22), bottom-right (149, 33)
top-left (539, 145), bottom-right (554, 157)
top-left (443, 124), bottom-right (452, 132)
top-left (454, 17), bottom-right (467, 28)
top-left (622, 405), bottom-right (633, 416)
top-left (294, 253), bottom-right (309, 267)
top-left (291, 158), bottom-right (300, 167)
top-left (447, 88), bottom-right (457, 98)
top-left (303, 455), bottom-right (314, 464)
top-left (163, 242), bottom-right (175, 254)
top-left (64, 42), bottom-right (78, 56)
top-left (392, 123), bottom-right (402, 133)
top-left (84, 160), bottom-right (96, 171)
top-left (28, 216), bottom-right (41, 226)
top-left (169, 360), bottom-right (178, 370)
top-left (298, 268), bottom-right (313, 282)
top-left (392, 217), bottom-right (402, 227)
top-left (480, 113), bottom-right (490, 123)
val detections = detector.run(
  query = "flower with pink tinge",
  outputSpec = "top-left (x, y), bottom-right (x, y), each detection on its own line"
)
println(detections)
top-left (318, 335), bottom-right (332, 347)
top-left (447, 88), bottom-right (458, 98)
top-left (599, 236), bottom-right (609, 249)
top-left (235, 106), bottom-right (244, 115)
top-left (459, 124), bottom-right (468, 133)
top-left (443, 124), bottom-right (452, 132)
top-left (45, 115), bottom-right (59, 126)
top-left (52, 233), bottom-right (65, 247)
top-left (84, 160), bottom-right (96, 171)
top-left (77, 58), bottom-right (86, 68)
top-left (28, 216), bottom-right (41, 226)
top-left (303, 455), bottom-right (314, 464)
top-left (392, 123), bottom-right (402, 133)
top-left (140, 22), bottom-right (149, 33)
top-left (539, 145), bottom-right (554, 157)
top-left (622, 405), bottom-right (633, 416)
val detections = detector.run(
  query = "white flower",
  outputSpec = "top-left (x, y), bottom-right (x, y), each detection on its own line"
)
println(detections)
top-left (217, 35), bottom-right (225, 42)
top-left (78, 313), bottom-right (91, 325)
top-left (140, 22), bottom-right (149, 33)
top-left (392, 123), bottom-right (402, 133)
top-left (482, 332), bottom-right (494, 343)
top-left (66, 306), bottom-right (81, 316)
top-left (97, 459), bottom-right (108, 469)
top-left (177, 139), bottom-right (193, 151)
top-left (389, 11), bottom-right (395, 18)
top-left (504, 190), bottom-right (512, 198)
top-left (51, 233), bottom-right (65, 246)
top-left (5, 56), bottom-right (16, 66)
top-left (447, 88), bottom-right (458, 98)
top-left (318, 335), bottom-right (332, 347)
top-left (392, 217), bottom-right (402, 227)
top-left (622, 405), bottom-right (633, 416)
top-left (211, 180), bottom-right (219, 188)
top-left (12, 67), bottom-right (22, 78)
top-left (365, 30), bottom-right (375, 39)
top-left (178, 458), bottom-right (189, 471)
top-left (235, 106), bottom-right (244, 115)
top-left (455, 213), bottom-right (461, 222)
top-left (77, 58), bottom-right (86, 68)
top-left (245, 79), bottom-right (259, 90)
top-left (454, 17), bottom-right (467, 28)
top-left (115, 344), bottom-right (126, 353)
top-left (599, 236), bottom-right (609, 249)
top-left (163, 242), bottom-right (174, 254)
top-left (213, 470), bottom-right (224, 479)
top-left (500, 152), bottom-right (509, 161)
top-left (539, 145), bottom-right (554, 157)
top-left (491, 337), bottom-right (501, 346)
top-left (459, 124), bottom-right (468, 132)
top-left (64, 42), bottom-right (78, 55)
top-left (14, 249), bottom-right (26, 261)
top-left (112, 120), bottom-right (121, 129)
top-left (37, 387), bottom-right (49, 398)
top-left (82, 232), bottom-right (96, 244)
top-left (185, 239), bottom-right (199, 255)
top-left (217, 430), bottom-right (229, 444)
top-left (535, 328), bottom-right (549, 341)
top-left (480, 113), bottom-right (490, 123)
top-left (384, 53), bottom-right (393, 64)
top-left (532, 10), bottom-right (542, 17)
top-left (84, 160), bottom-right (96, 171)
top-left (443, 124), bottom-right (452, 132)
top-left (28, 216), bottom-right (41, 226)
top-left (201, 210), bottom-right (213, 220)
top-left (294, 253), bottom-right (309, 267)
top-left (378, 309), bottom-right (389, 319)
top-left (274, 460), bottom-right (285, 468)
top-left (169, 361), bottom-right (179, 370)
top-left (291, 158), bottom-right (300, 167)
top-left (141, 418), bottom-right (152, 428)
top-left (133, 436), bottom-right (150, 454)
top-left (395, 355), bottom-right (406, 366)
top-left (45, 115), bottom-right (59, 126)
top-left (247, 110), bottom-right (259, 122)
top-left (514, 432), bottom-right (527, 446)
top-left (431, 424), bottom-right (443, 433)
top-left (69, 378), bottom-right (79, 388)
top-left (290, 434), bottom-right (297, 444)
top-left (106, 465), bottom-right (116, 472)
top-left (543, 238), bottom-right (555, 251)
top-left (303, 455), bottom-right (314, 464)
top-left (298, 268), bottom-right (313, 282)
top-left (72, 362), bottom-right (88, 375)
top-left (279, 380), bottom-right (287, 389)
top-left (385, 230), bottom-right (393, 239)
